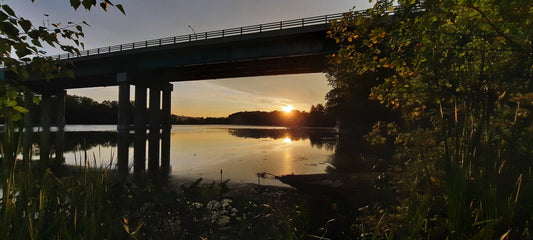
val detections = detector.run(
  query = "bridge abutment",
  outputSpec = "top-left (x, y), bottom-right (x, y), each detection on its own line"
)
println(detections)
top-left (115, 74), bottom-right (173, 181)
top-left (134, 84), bottom-right (148, 179)
top-left (148, 85), bottom-right (161, 178)
top-left (40, 93), bottom-right (52, 168)
top-left (117, 72), bottom-right (130, 179)
top-left (55, 90), bottom-right (66, 163)
top-left (161, 83), bottom-right (173, 174)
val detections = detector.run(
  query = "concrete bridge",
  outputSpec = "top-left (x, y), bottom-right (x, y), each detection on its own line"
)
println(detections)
top-left (9, 12), bottom-right (346, 179)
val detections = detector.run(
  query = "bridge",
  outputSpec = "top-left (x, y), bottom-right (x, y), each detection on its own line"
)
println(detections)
top-left (8, 11), bottom-right (349, 180)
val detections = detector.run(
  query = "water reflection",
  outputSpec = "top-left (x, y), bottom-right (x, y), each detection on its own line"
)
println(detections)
top-left (329, 131), bottom-right (392, 174)
top-left (169, 126), bottom-right (335, 186)
top-left (19, 125), bottom-right (336, 186)
top-left (228, 128), bottom-right (336, 151)
top-left (63, 132), bottom-right (118, 152)
top-left (5, 125), bottom-right (391, 186)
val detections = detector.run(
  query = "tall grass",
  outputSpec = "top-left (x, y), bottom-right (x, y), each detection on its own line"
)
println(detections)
top-left (0, 125), bottom-right (141, 239)
top-left (392, 98), bottom-right (533, 239)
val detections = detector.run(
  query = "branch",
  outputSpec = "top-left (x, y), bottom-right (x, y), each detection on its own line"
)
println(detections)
top-left (468, 5), bottom-right (529, 54)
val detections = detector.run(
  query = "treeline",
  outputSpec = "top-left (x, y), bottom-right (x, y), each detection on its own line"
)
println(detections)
top-left (162, 104), bottom-right (335, 127)
top-left (65, 96), bottom-right (120, 124)
top-left (226, 105), bottom-right (334, 127)
top-left (30, 95), bottom-right (335, 127)
top-left (25, 95), bottom-right (122, 124)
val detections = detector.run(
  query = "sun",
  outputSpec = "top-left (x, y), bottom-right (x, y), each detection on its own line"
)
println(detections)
top-left (282, 105), bottom-right (293, 112)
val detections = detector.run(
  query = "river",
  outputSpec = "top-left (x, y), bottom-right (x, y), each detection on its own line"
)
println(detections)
top-left (55, 125), bottom-right (337, 186)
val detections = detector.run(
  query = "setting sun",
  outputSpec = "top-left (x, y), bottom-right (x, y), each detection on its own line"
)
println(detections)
top-left (282, 105), bottom-right (293, 112)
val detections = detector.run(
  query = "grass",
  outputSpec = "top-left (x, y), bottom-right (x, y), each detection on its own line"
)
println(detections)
top-left (0, 159), bottom-right (137, 239)
top-left (0, 137), bottom-right (312, 239)
top-left (360, 99), bottom-right (533, 239)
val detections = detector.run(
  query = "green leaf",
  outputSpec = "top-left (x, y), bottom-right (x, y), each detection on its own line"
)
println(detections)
top-left (2, 5), bottom-right (16, 17)
top-left (14, 43), bottom-right (32, 58)
top-left (100, 2), bottom-right (108, 11)
top-left (31, 39), bottom-right (42, 48)
top-left (6, 99), bottom-right (17, 107)
top-left (13, 106), bottom-right (28, 113)
top-left (11, 113), bottom-right (22, 122)
top-left (0, 21), bottom-right (20, 38)
top-left (116, 4), bottom-right (126, 15)
top-left (70, 0), bottom-right (81, 9)
top-left (18, 18), bottom-right (32, 33)
top-left (0, 11), bottom-right (8, 22)
top-left (81, 0), bottom-right (93, 10)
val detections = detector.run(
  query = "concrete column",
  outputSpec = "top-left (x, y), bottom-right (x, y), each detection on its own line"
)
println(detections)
top-left (23, 90), bottom-right (34, 164)
top-left (148, 85), bottom-right (161, 176)
top-left (117, 72), bottom-right (130, 178)
top-left (161, 83), bottom-right (173, 174)
top-left (134, 85), bottom-right (147, 178)
top-left (55, 90), bottom-right (66, 164)
top-left (40, 93), bottom-right (52, 168)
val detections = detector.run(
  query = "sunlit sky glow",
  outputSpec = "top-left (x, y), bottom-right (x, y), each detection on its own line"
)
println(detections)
top-left (282, 105), bottom-right (294, 113)
top-left (8, 0), bottom-right (372, 117)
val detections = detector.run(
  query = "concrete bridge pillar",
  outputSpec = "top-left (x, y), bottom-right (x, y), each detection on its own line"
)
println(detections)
top-left (55, 90), bottom-right (66, 164)
top-left (148, 85), bottom-right (161, 177)
top-left (134, 85), bottom-right (147, 178)
top-left (23, 90), bottom-right (34, 164)
top-left (117, 72), bottom-right (130, 179)
top-left (40, 92), bottom-right (52, 168)
top-left (161, 83), bottom-right (173, 174)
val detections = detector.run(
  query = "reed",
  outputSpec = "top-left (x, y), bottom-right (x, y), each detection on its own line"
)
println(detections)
top-left (0, 124), bottom-right (141, 239)
top-left (397, 98), bottom-right (533, 239)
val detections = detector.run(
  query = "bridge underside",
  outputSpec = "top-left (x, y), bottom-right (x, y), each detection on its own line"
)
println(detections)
top-left (14, 24), bottom-right (336, 181)
top-left (23, 54), bottom-right (326, 92)
top-left (21, 24), bottom-right (334, 93)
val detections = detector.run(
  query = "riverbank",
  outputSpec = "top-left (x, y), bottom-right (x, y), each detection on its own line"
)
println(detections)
top-left (162, 171), bottom-right (397, 239)
top-left (3, 158), bottom-right (399, 239)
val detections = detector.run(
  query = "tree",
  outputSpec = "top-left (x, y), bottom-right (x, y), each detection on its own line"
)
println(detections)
top-left (308, 104), bottom-right (334, 126)
top-left (329, 0), bottom-right (533, 238)
top-left (326, 2), bottom-right (397, 137)
top-left (0, 0), bottom-right (124, 167)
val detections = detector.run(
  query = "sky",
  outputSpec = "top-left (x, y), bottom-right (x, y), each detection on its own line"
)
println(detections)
top-left (8, 0), bottom-right (373, 117)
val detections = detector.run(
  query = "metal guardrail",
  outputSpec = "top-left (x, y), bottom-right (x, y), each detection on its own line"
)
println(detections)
top-left (51, 12), bottom-right (351, 60)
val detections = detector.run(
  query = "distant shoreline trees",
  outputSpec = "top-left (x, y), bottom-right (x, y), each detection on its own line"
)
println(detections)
top-left (34, 94), bottom-right (335, 127)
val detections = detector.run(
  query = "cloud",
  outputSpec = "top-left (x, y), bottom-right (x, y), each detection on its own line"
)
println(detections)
top-left (171, 80), bottom-right (304, 117)
top-left (66, 74), bottom-right (331, 117)
top-left (209, 73), bottom-right (330, 103)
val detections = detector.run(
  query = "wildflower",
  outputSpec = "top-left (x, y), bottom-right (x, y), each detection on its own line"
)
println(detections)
top-left (191, 202), bottom-right (203, 209)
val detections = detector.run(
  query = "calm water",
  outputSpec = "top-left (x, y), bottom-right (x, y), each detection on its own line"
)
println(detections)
top-left (57, 125), bottom-right (336, 186)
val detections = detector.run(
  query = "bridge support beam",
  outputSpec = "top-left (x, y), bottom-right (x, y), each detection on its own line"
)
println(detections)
top-left (23, 90), bottom-right (34, 164)
top-left (134, 85), bottom-right (147, 178)
top-left (117, 72), bottom-right (130, 179)
top-left (55, 90), bottom-right (66, 164)
top-left (40, 93), bottom-right (52, 168)
top-left (148, 85), bottom-right (161, 178)
top-left (161, 83), bottom-right (173, 174)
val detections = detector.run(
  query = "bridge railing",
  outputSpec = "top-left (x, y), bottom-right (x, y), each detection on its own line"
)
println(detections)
top-left (51, 12), bottom-right (350, 60)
